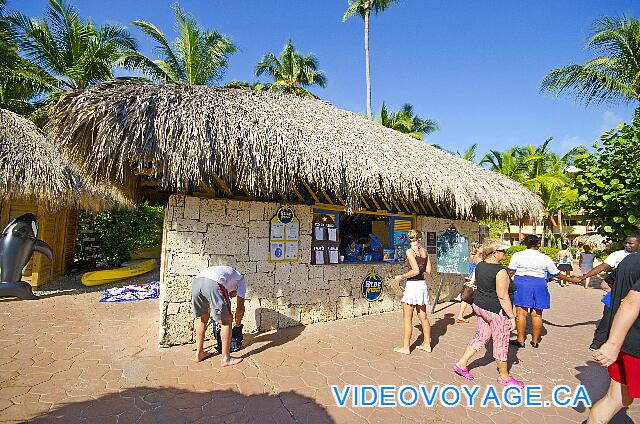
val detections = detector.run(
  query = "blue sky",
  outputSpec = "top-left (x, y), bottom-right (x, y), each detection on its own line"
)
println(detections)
top-left (16, 0), bottom-right (639, 158)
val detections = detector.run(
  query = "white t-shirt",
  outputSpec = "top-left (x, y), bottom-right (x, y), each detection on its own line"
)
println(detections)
top-left (604, 249), bottom-right (630, 268)
top-left (508, 249), bottom-right (560, 278)
top-left (196, 266), bottom-right (247, 298)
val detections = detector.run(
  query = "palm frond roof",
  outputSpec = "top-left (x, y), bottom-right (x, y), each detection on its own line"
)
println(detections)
top-left (47, 81), bottom-right (543, 220)
top-left (0, 108), bottom-right (131, 210)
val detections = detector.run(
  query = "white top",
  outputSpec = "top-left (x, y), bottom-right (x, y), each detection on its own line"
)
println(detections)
top-left (578, 252), bottom-right (596, 269)
top-left (604, 249), bottom-right (630, 268)
top-left (508, 249), bottom-right (560, 278)
top-left (196, 266), bottom-right (247, 297)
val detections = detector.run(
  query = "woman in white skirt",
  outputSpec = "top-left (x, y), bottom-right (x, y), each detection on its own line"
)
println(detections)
top-left (391, 229), bottom-right (432, 354)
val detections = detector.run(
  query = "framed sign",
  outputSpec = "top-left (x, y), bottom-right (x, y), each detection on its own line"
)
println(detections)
top-left (426, 231), bottom-right (437, 254)
top-left (311, 212), bottom-right (340, 265)
top-left (268, 205), bottom-right (300, 262)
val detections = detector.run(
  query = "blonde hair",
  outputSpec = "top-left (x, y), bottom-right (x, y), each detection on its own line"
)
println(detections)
top-left (470, 242), bottom-right (480, 256)
top-left (481, 239), bottom-right (506, 258)
top-left (408, 229), bottom-right (423, 241)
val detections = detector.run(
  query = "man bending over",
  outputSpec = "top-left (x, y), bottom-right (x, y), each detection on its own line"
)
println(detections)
top-left (192, 266), bottom-right (245, 366)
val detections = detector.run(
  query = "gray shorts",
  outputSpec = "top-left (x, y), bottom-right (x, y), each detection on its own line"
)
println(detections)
top-left (191, 277), bottom-right (232, 321)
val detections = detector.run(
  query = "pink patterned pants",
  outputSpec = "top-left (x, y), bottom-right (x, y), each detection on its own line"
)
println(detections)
top-left (468, 304), bottom-right (511, 362)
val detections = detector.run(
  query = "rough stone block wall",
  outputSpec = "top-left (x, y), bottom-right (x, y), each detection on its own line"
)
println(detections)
top-left (159, 195), bottom-right (479, 346)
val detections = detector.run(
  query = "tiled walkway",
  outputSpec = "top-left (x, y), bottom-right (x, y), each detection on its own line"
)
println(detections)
top-left (1, 281), bottom-right (638, 423)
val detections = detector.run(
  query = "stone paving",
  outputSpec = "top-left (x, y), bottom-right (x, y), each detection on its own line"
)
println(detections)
top-left (0, 279), bottom-right (638, 423)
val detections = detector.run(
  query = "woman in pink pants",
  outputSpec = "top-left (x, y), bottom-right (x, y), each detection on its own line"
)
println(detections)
top-left (452, 239), bottom-right (524, 388)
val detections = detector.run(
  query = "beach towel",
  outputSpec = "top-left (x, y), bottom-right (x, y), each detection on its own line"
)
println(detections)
top-left (99, 281), bottom-right (159, 302)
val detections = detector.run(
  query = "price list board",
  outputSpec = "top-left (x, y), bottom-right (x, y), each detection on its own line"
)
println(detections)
top-left (436, 227), bottom-right (469, 275)
top-left (268, 205), bottom-right (300, 262)
top-left (311, 213), bottom-right (340, 265)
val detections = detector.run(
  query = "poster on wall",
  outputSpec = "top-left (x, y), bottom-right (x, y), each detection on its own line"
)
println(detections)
top-left (426, 231), bottom-right (437, 254)
top-left (311, 213), bottom-right (340, 265)
top-left (268, 205), bottom-right (300, 262)
top-left (361, 270), bottom-right (384, 302)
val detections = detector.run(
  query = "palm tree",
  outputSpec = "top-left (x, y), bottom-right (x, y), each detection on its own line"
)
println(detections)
top-left (541, 15), bottom-right (640, 106)
top-left (343, 0), bottom-right (401, 119)
top-left (456, 143), bottom-right (478, 162)
top-left (480, 147), bottom-right (526, 181)
top-left (9, 0), bottom-right (139, 108)
top-left (482, 140), bottom-right (578, 244)
top-left (377, 102), bottom-right (438, 140)
top-left (129, 5), bottom-right (236, 85)
top-left (0, 0), bottom-right (41, 114)
top-left (254, 40), bottom-right (326, 97)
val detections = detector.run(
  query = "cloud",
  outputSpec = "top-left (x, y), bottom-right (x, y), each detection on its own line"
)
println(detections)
top-left (599, 111), bottom-right (623, 133)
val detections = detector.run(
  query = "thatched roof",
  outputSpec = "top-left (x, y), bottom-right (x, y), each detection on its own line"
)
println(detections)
top-left (47, 81), bottom-right (544, 220)
top-left (0, 108), bottom-right (131, 210)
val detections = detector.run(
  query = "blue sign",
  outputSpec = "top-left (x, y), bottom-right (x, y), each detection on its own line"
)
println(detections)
top-left (276, 206), bottom-right (294, 224)
top-left (361, 271), bottom-right (383, 302)
top-left (436, 228), bottom-right (469, 275)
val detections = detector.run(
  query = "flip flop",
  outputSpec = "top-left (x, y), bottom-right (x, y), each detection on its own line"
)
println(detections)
top-left (456, 318), bottom-right (469, 324)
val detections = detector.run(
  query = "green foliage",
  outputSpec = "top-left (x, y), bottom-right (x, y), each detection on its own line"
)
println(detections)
top-left (500, 245), bottom-right (559, 267)
top-left (541, 15), bottom-right (640, 106)
top-left (574, 108), bottom-right (640, 240)
top-left (500, 244), bottom-right (526, 267)
top-left (481, 139), bottom-right (579, 243)
top-left (479, 218), bottom-right (508, 239)
top-left (76, 202), bottom-right (164, 267)
top-left (377, 102), bottom-right (439, 140)
top-left (8, 0), bottom-right (139, 102)
top-left (129, 5), bottom-right (236, 85)
top-left (255, 39), bottom-right (326, 97)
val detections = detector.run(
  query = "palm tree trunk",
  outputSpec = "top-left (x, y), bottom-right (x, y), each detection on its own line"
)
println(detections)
top-left (364, 8), bottom-right (372, 120)
top-left (557, 210), bottom-right (563, 246)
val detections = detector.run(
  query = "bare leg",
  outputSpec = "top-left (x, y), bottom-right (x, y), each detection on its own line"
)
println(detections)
top-left (584, 277), bottom-right (591, 289)
top-left (455, 346), bottom-right (477, 369)
top-left (531, 309), bottom-right (543, 344)
top-left (587, 379), bottom-right (634, 424)
top-left (496, 359), bottom-right (509, 381)
top-left (194, 311), bottom-right (214, 362)
top-left (219, 316), bottom-right (243, 366)
top-left (456, 301), bottom-right (469, 323)
top-left (516, 306), bottom-right (528, 343)
top-left (394, 303), bottom-right (414, 354)
top-left (415, 305), bottom-right (431, 352)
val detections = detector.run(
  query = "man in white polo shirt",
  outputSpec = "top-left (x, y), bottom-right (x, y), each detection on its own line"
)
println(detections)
top-left (192, 266), bottom-right (246, 366)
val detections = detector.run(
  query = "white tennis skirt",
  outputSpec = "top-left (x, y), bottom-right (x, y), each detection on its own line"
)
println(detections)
top-left (401, 280), bottom-right (430, 306)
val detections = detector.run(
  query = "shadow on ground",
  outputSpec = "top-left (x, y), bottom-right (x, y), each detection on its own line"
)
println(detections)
top-left (28, 387), bottom-right (333, 423)
top-left (241, 308), bottom-right (306, 357)
top-left (575, 361), bottom-right (635, 423)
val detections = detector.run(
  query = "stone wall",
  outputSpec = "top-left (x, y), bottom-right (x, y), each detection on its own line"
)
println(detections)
top-left (159, 195), bottom-right (479, 346)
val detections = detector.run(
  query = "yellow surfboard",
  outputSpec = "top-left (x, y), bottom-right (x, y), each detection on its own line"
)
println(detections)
top-left (81, 259), bottom-right (157, 287)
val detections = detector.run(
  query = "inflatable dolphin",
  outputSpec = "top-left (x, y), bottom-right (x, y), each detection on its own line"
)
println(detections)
top-left (0, 213), bottom-right (53, 300)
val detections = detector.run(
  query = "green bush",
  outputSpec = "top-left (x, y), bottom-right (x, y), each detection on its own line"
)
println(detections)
top-left (500, 244), bottom-right (560, 267)
top-left (76, 202), bottom-right (165, 267)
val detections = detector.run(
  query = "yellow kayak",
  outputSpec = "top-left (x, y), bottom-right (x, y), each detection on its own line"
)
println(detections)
top-left (81, 259), bottom-right (157, 287)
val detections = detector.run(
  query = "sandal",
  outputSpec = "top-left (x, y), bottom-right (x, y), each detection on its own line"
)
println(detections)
top-left (456, 318), bottom-right (469, 324)
top-left (497, 375), bottom-right (525, 388)
top-left (453, 365), bottom-right (475, 380)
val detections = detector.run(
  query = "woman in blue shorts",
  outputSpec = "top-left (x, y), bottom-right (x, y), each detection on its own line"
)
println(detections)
top-left (508, 235), bottom-right (580, 348)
